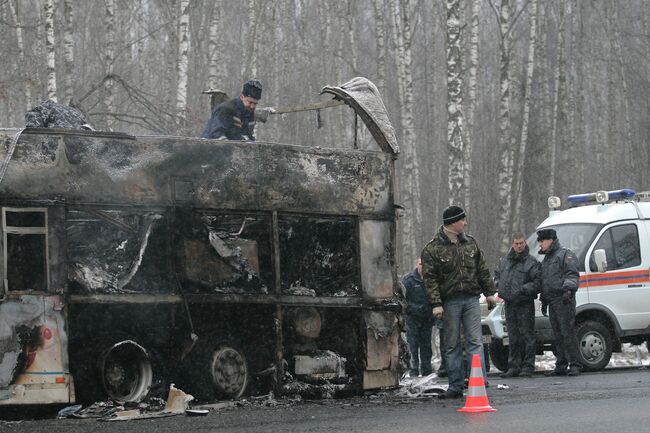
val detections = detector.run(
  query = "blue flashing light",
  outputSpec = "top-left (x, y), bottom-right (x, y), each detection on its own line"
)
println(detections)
top-left (567, 189), bottom-right (636, 206)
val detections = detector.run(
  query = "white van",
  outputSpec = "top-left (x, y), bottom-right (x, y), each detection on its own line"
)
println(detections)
top-left (484, 189), bottom-right (650, 372)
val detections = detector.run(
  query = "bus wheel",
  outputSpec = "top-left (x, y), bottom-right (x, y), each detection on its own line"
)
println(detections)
top-left (98, 339), bottom-right (155, 403)
top-left (188, 336), bottom-right (250, 401)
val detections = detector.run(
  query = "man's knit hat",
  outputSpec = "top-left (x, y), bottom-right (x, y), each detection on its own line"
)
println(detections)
top-left (443, 205), bottom-right (466, 225)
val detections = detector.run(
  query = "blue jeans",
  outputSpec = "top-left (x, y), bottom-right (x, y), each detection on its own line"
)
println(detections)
top-left (442, 294), bottom-right (487, 392)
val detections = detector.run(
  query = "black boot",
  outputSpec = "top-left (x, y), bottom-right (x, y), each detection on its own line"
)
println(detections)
top-left (499, 368), bottom-right (520, 378)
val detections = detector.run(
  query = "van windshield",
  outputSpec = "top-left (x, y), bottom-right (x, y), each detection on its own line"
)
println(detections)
top-left (526, 223), bottom-right (602, 272)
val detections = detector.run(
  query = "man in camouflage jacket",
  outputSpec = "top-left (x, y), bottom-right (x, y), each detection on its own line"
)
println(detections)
top-left (421, 206), bottom-right (496, 399)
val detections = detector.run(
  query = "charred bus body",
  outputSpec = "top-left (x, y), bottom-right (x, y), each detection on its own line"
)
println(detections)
top-left (0, 89), bottom-right (401, 405)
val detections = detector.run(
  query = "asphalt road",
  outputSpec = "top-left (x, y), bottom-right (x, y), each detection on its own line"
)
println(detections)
top-left (2, 367), bottom-right (650, 433)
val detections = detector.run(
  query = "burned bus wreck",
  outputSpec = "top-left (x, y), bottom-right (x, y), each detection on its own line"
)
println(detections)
top-left (0, 78), bottom-right (401, 405)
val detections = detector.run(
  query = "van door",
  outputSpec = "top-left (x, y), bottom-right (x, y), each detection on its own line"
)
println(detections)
top-left (585, 221), bottom-right (650, 332)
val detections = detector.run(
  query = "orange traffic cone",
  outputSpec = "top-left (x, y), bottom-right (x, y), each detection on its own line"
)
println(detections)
top-left (457, 354), bottom-right (496, 413)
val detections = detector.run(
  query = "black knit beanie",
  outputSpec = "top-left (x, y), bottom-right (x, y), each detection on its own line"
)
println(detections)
top-left (443, 205), bottom-right (466, 225)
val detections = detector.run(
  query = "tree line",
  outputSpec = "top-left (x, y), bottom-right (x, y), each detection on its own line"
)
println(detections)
top-left (1, 0), bottom-right (648, 272)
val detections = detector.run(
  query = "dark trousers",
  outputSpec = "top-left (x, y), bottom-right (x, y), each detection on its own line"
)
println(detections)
top-left (504, 300), bottom-right (536, 372)
top-left (406, 315), bottom-right (433, 375)
top-left (548, 296), bottom-right (582, 370)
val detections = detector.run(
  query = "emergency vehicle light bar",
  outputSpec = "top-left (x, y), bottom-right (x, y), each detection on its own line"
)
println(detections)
top-left (567, 189), bottom-right (636, 205)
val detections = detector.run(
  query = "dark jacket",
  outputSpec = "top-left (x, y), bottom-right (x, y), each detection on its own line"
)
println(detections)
top-left (421, 226), bottom-right (496, 306)
top-left (540, 240), bottom-right (580, 300)
top-left (401, 268), bottom-right (433, 321)
top-left (201, 97), bottom-right (255, 140)
top-left (494, 245), bottom-right (541, 303)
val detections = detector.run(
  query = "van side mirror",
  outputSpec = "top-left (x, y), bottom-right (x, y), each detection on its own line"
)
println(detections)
top-left (594, 249), bottom-right (608, 272)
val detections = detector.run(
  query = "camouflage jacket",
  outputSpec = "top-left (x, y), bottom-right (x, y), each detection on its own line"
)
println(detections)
top-left (421, 226), bottom-right (495, 306)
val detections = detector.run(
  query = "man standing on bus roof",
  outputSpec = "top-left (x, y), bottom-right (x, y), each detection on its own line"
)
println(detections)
top-left (201, 79), bottom-right (262, 141)
top-left (495, 232), bottom-right (541, 378)
top-left (421, 205), bottom-right (497, 399)
top-left (537, 228), bottom-right (582, 376)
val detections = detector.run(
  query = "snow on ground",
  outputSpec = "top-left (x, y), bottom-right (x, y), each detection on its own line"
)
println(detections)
top-left (398, 343), bottom-right (650, 397)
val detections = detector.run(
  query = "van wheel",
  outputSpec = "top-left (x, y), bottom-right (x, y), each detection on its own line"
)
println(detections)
top-left (488, 339), bottom-right (509, 372)
top-left (576, 320), bottom-right (613, 372)
top-left (187, 335), bottom-right (250, 401)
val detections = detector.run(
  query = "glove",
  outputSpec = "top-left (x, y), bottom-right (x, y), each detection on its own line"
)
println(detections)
top-left (562, 291), bottom-right (571, 305)
top-left (432, 306), bottom-right (444, 320)
top-left (254, 106), bottom-right (275, 123)
top-left (541, 302), bottom-right (548, 316)
top-left (486, 295), bottom-right (497, 310)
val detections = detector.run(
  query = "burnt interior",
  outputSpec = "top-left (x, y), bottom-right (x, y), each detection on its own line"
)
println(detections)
top-left (175, 209), bottom-right (274, 293)
top-left (4, 210), bottom-right (47, 292)
top-left (278, 215), bottom-right (360, 296)
top-left (66, 207), bottom-right (171, 293)
top-left (283, 306), bottom-right (362, 379)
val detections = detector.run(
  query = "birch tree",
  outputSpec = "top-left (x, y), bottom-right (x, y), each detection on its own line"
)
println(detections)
top-left (63, 0), bottom-right (74, 104)
top-left (390, 0), bottom-right (422, 268)
top-left (549, 1), bottom-right (566, 195)
top-left (176, 0), bottom-right (190, 124)
top-left (511, 0), bottom-right (539, 232)
top-left (444, 0), bottom-right (466, 206)
top-left (464, 0), bottom-right (480, 210)
top-left (246, 0), bottom-right (258, 78)
top-left (372, 0), bottom-right (387, 93)
top-left (207, 1), bottom-right (223, 89)
top-left (44, 0), bottom-right (57, 101)
top-left (104, 0), bottom-right (115, 129)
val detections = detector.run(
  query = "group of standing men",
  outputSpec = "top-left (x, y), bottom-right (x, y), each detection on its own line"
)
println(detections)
top-left (402, 206), bottom-right (582, 399)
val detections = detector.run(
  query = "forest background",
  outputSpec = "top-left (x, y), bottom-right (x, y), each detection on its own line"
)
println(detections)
top-left (1, 0), bottom-right (649, 273)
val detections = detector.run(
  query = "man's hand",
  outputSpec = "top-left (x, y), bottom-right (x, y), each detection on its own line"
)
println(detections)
top-left (254, 107), bottom-right (275, 123)
top-left (562, 290), bottom-right (571, 305)
top-left (541, 302), bottom-right (548, 316)
top-left (486, 295), bottom-right (497, 310)
top-left (432, 306), bottom-right (444, 320)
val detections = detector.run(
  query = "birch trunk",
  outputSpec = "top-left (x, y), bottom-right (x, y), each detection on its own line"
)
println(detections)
top-left (176, 0), bottom-right (190, 125)
top-left (496, 0), bottom-right (514, 251)
top-left (8, 0), bottom-right (31, 110)
top-left (464, 0), bottom-right (480, 210)
top-left (63, 0), bottom-right (74, 104)
top-left (104, 0), bottom-right (115, 129)
top-left (444, 0), bottom-right (466, 206)
top-left (246, 0), bottom-right (258, 78)
top-left (372, 0), bottom-right (387, 93)
top-left (549, 1), bottom-right (566, 196)
top-left (207, 0), bottom-right (223, 89)
top-left (44, 0), bottom-right (57, 101)
top-left (511, 0), bottom-right (538, 232)
top-left (390, 0), bottom-right (422, 268)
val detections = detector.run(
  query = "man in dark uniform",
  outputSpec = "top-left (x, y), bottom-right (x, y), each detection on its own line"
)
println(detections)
top-left (201, 79), bottom-right (262, 140)
top-left (402, 258), bottom-right (447, 377)
top-left (495, 232), bottom-right (541, 378)
top-left (537, 228), bottom-right (582, 376)
top-left (421, 206), bottom-right (496, 399)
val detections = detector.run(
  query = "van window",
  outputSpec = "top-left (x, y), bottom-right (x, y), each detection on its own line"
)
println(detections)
top-left (590, 224), bottom-right (641, 271)
top-left (527, 223), bottom-right (601, 272)
top-left (2, 208), bottom-right (48, 292)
